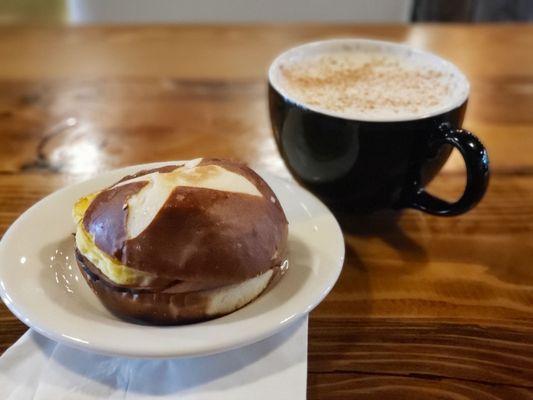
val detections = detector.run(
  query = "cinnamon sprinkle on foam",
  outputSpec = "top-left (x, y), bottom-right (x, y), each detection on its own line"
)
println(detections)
top-left (276, 52), bottom-right (464, 119)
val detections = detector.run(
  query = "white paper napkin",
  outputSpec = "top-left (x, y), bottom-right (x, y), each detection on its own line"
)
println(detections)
top-left (0, 317), bottom-right (307, 400)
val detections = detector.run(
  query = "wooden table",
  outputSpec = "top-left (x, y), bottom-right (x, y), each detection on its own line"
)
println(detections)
top-left (1, 24), bottom-right (532, 398)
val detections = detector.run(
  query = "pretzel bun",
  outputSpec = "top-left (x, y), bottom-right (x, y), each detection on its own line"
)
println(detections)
top-left (73, 158), bottom-right (288, 324)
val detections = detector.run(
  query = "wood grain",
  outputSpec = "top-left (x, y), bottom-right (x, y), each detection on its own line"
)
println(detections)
top-left (1, 24), bottom-right (532, 398)
top-left (309, 318), bottom-right (533, 386)
top-left (308, 373), bottom-right (533, 400)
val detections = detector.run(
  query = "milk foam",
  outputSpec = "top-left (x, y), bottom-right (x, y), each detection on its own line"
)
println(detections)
top-left (270, 39), bottom-right (469, 121)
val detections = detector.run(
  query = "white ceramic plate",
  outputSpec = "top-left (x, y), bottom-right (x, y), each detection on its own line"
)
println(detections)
top-left (0, 162), bottom-right (344, 358)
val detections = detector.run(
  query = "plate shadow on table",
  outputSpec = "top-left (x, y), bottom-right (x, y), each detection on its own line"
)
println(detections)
top-left (329, 210), bottom-right (429, 316)
top-left (335, 210), bottom-right (429, 273)
top-left (337, 209), bottom-right (429, 271)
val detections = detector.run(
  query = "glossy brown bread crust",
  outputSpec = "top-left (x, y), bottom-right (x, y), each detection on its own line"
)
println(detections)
top-left (82, 159), bottom-right (288, 285)
top-left (78, 243), bottom-right (229, 293)
top-left (83, 181), bottom-right (148, 259)
top-left (75, 249), bottom-right (280, 325)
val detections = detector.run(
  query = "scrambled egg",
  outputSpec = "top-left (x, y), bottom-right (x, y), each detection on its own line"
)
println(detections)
top-left (73, 194), bottom-right (153, 286)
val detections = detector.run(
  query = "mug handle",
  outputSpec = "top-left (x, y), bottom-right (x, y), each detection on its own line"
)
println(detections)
top-left (406, 122), bottom-right (490, 216)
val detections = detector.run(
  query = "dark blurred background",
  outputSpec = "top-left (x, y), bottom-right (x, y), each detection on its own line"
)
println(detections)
top-left (0, 0), bottom-right (532, 24)
top-left (412, 0), bottom-right (533, 22)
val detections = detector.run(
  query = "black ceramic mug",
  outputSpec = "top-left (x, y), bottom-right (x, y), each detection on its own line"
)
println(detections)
top-left (268, 39), bottom-right (489, 216)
